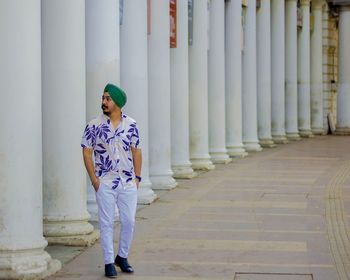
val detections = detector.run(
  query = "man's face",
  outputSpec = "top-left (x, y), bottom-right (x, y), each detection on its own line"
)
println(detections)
top-left (101, 92), bottom-right (117, 115)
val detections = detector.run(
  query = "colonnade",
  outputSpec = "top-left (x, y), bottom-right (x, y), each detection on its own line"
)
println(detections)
top-left (1, 0), bottom-right (350, 278)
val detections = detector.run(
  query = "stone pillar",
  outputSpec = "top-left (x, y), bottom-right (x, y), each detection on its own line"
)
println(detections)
top-left (311, 0), bottom-right (325, 134)
top-left (85, 0), bottom-right (120, 221)
top-left (285, 0), bottom-right (301, 140)
top-left (42, 0), bottom-right (99, 245)
top-left (336, 6), bottom-right (350, 134)
top-left (189, 0), bottom-right (215, 170)
top-left (271, 0), bottom-right (288, 143)
top-left (298, 0), bottom-right (313, 137)
top-left (170, 0), bottom-right (197, 178)
top-left (225, 0), bottom-right (248, 157)
top-left (242, 0), bottom-right (263, 152)
top-left (0, 1), bottom-right (61, 278)
top-left (208, 0), bottom-right (232, 163)
top-left (257, 0), bottom-right (275, 147)
top-left (322, 5), bottom-right (338, 132)
top-left (120, 1), bottom-right (157, 203)
top-left (148, 0), bottom-right (177, 189)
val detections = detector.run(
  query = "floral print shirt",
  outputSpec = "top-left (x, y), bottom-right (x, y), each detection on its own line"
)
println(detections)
top-left (81, 113), bottom-right (140, 189)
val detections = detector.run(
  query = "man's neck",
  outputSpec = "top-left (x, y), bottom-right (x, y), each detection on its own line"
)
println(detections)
top-left (109, 110), bottom-right (122, 122)
top-left (108, 110), bottom-right (122, 130)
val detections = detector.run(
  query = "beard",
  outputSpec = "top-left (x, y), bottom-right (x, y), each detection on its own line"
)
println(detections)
top-left (101, 104), bottom-right (110, 116)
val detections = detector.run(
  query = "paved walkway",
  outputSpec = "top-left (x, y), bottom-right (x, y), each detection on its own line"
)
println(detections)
top-left (46, 135), bottom-right (350, 280)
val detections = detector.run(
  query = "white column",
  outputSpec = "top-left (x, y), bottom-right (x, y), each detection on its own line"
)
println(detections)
top-left (170, 0), bottom-right (197, 178)
top-left (257, 0), bottom-right (275, 147)
top-left (298, 0), bottom-right (313, 137)
top-left (208, 0), bottom-right (232, 163)
top-left (189, 0), bottom-right (215, 170)
top-left (148, 0), bottom-right (177, 189)
top-left (271, 0), bottom-right (288, 143)
top-left (336, 5), bottom-right (350, 135)
top-left (225, 0), bottom-right (248, 157)
top-left (121, 1), bottom-right (157, 203)
top-left (285, 0), bottom-right (301, 140)
top-left (0, 1), bottom-right (60, 278)
top-left (85, 0), bottom-right (120, 221)
top-left (311, 0), bottom-right (325, 134)
top-left (242, 0), bottom-right (263, 152)
top-left (42, 0), bottom-right (98, 245)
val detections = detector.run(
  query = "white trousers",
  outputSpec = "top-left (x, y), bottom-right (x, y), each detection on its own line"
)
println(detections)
top-left (96, 181), bottom-right (138, 264)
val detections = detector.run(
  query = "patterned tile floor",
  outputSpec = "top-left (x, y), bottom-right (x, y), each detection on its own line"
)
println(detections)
top-left (46, 135), bottom-right (350, 280)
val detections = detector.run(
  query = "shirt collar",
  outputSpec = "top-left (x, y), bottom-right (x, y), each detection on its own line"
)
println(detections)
top-left (100, 112), bottom-right (125, 122)
top-left (100, 112), bottom-right (125, 131)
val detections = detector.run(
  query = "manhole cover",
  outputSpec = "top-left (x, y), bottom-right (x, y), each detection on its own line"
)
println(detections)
top-left (234, 273), bottom-right (313, 280)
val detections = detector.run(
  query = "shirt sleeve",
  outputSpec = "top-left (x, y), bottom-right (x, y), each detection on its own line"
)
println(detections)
top-left (130, 122), bottom-right (141, 149)
top-left (81, 122), bottom-right (96, 148)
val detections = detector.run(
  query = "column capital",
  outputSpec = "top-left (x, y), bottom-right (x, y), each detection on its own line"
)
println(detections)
top-left (339, 5), bottom-right (350, 12)
top-left (312, 0), bottom-right (325, 9)
top-left (300, 0), bottom-right (311, 6)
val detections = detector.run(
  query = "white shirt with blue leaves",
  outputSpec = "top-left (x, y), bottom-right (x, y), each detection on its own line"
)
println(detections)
top-left (81, 113), bottom-right (140, 189)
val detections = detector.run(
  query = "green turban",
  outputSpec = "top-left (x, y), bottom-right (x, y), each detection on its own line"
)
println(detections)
top-left (104, 83), bottom-right (127, 108)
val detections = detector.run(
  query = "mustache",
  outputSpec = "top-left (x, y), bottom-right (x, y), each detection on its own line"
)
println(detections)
top-left (101, 104), bottom-right (107, 110)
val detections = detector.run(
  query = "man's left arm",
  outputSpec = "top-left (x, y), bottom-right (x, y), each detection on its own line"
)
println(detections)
top-left (131, 147), bottom-right (142, 188)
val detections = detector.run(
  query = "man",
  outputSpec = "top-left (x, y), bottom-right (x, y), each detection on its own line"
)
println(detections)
top-left (81, 83), bottom-right (141, 278)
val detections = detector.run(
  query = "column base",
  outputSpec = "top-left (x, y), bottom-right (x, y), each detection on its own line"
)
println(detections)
top-left (44, 218), bottom-right (94, 236)
top-left (0, 248), bottom-right (61, 280)
top-left (137, 182), bottom-right (158, 205)
top-left (272, 135), bottom-right (289, 144)
top-left (312, 128), bottom-right (327, 135)
top-left (286, 133), bottom-right (301, 141)
top-left (299, 129), bottom-right (314, 138)
top-left (243, 142), bottom-right (263, 152)
top-left (191, 158), bottom-right (215, 171)
top-left (226, 146), bottom-right (248, 158)
top-left (210, 152), bottom-right (233, 164)
top-left (335, 127), bottom-right (350, 135)
top-left (45, 229), bottom-right (100, 247)
top-left (259, 138), bottom-right (277, 148)
top-left (172, 164), bottom-right (198, 179)
top-left (150, 174), bottom-right (178, 190)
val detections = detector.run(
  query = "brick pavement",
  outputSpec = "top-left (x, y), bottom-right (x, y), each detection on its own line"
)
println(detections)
top-left (46, 135), bottom-right (350, 280)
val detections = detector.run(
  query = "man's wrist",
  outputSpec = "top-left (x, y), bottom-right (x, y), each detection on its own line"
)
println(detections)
top-left (92, 177), bottom-right (99, 185)
top-left (135, 175), bottom-right (142, 182)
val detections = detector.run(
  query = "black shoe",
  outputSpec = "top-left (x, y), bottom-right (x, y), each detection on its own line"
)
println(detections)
top-left (115, 255), bottom-right (134, 273)
top-left (105, 263), bottom-right (117, 278)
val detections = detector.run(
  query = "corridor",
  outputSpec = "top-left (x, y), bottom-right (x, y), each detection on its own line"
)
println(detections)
top-left (47, 135), bottom-right (350, 280)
